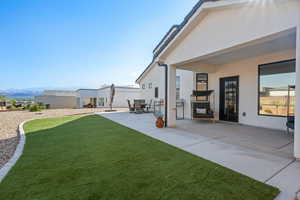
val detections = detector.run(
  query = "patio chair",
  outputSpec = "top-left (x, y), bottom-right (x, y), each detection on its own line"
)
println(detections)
top-left (145, 99), bottom-right (153, 113)
top-left (134, 99), bottom-right (145, 114)
top-left (286, 116), bottom-right (294, 134)
top-left (127, 99), bottom-right (135, 113)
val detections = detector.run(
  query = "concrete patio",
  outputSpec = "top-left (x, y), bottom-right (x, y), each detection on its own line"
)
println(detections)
top-left (176, 119), bottom-right (294, 159)
top-left (100, 112), bottom-right (300, 200)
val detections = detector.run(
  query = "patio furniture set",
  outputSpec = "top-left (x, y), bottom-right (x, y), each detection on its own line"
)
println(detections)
top-left (127, 99), bottom-right (153, 114)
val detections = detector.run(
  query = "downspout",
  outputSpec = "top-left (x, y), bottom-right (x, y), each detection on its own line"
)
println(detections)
top-left (157, 62), bottom-right (168, 127)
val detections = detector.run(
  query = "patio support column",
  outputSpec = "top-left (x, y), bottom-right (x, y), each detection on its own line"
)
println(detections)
top-left (295, 25), bottom-right (300, 159)
top-left (167, 65), bottom-right (177, 127)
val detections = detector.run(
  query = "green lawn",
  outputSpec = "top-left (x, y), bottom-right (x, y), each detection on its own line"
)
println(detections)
top-left (0, 115), bottom-right (279, 200)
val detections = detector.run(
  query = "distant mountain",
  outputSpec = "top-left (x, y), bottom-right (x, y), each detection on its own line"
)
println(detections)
top-left (0, 86), bottom-right (84, 100)
top-left (0, 89), bottom-right (42, 100)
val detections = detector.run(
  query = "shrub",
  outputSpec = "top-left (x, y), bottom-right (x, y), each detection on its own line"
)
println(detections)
top-left (39, 105), bottom-right (47, 110)
top-left (25, 104), bottom-right (31, 110)
top-left (28, 104), bottom-right (48, 112)
top-left (29, 105), bottom-right (41, 112)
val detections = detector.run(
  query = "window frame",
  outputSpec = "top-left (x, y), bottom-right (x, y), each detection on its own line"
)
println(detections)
top-left (98, 97), bottom-right (105, 107)
top-left (148, 83), bottom-right (152, 89)
top-left (142, 84), bottom-right (145, 89)
top-left (154, 87), bottom-right (159, 98)
top-left (257, 58), bottom-right (296, 118)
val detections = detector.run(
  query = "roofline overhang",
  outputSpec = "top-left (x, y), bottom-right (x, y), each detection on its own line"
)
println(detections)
top-left (135, 0), bottom-right (263, 83)
top-left (154, 0), bottom-right (252, 60)
top-left (152, 25), bottom-right (180, 55)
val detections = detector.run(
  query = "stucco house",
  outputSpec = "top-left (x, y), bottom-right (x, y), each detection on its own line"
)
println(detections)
top-left (35, 90), bottom-right (77, 109)
top-left (136, 0), bottom-right (300, 158)
top-left (36, 86), bottom-right (140, 109)
top-left (77, 86), bottom-right (140, 108)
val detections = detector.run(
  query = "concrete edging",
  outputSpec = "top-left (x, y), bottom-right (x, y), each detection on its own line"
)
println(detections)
top-left (0, 120), bottom-right (27, 182)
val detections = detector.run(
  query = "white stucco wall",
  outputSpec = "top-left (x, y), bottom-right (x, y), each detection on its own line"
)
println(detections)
top-left (160, 49), bottom-right (295, 130)
top-left (139, 0), bottom-right (299, 131)
top-left (110, 88), bottom-right (141, 108)
top-left (177, 69), bottom-right (194, 119)
top-left (205, 49), bottom-right (296, 130)
top-left (35, 96), bottom-right (77, 109)
top-left (144, 48), bottom-right (295, 130)
top-left (77, 90), bottom-right (98, 98)
top-left (161, 0), bottom-right (299, 130)
top-left (97, 89), bottom-right (109, 107)
top-left (164, 0), bottom-right (300, 64)
top-left (139, 63), bottom-right (194, 118)
top-left (76, 89), bottom-right (98, 108)
top-left (43, 90), bottom-right (76, 96)
top-left (77, 87), bottom-right (140, 108)
top-left (139, 63), bottom-right (165, 103)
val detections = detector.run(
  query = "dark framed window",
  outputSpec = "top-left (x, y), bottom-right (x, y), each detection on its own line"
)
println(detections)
top-left (149, 83), bottom-right (152, 89)
top-left (176, 76), bottom-right (180, 100)
top-left (98, 97), bottom-right (105, 107)
top-left (258, 59), bottom-right (296, 117)
top-left (155, 87), bottom-right (159, 98)
top-left (196, 73), bottom-right (208, 101)
top-left (142, 84), bottom-right (145, 89)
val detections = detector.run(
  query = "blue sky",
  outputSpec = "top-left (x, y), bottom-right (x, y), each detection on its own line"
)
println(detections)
top-left (0, 0), bottom-right (198, 90)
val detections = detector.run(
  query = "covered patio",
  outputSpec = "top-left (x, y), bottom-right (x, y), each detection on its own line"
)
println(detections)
top-left (132, 1), bottom-right (300, 199)
top-left (100, 112), bottom-right (300, 200)
top-left (164, 27), bottom-right (299, 158)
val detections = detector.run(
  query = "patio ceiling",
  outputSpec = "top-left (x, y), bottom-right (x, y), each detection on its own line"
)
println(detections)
top-left (174, 28), bottom-right (296, 72)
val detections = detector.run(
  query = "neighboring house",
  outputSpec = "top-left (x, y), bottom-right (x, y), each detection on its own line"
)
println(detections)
top-left (35, 90), bottom-right (77, 109)
top-left (136, 0), bottom-right (300, 158)
top-left (76, 89), bottom-right (99, 108)
top-left (36, 86), bottom-right (140, 109)
top-left (43, 90), bottom-right (77, 97)
top-left (77, 86), bottom-right (140, 108)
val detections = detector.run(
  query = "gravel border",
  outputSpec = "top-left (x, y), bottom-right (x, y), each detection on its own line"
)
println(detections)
top-left (0, 120), bottom-right (27, 182)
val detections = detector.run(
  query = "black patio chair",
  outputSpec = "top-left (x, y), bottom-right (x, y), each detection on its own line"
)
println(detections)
top-left (127, 99), bottom-right (135, 113)
top-left (145, 99), bottom-right (153, 113)
top-left (134, 99), bottom-right (145, 114)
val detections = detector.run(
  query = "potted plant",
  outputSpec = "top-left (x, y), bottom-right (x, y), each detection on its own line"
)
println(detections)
top-left (154, 111), bottom-right (164, 128)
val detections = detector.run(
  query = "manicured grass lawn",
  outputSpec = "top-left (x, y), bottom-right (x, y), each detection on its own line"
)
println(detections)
top-left (0, 115), bottom-right (279, 200)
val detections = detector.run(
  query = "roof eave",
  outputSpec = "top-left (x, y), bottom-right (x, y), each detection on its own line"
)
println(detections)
top-left (136, 0), bottom-right (209, 83)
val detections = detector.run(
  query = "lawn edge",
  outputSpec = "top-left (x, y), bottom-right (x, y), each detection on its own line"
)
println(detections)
top-left (0, 120), bottom-right (28, 182)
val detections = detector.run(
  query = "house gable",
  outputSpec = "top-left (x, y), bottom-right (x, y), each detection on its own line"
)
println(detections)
top-left (162, 0), bottom-right (300, 64)
top-left (136, 0), bottom-right (219, 83)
